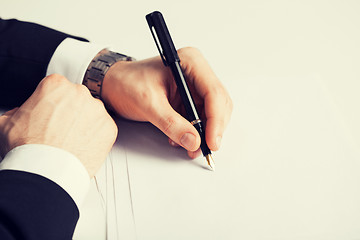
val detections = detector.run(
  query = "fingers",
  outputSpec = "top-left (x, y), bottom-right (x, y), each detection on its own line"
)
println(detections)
top-left (169, 137), bottom-right (202, 161)
top-left (203, 89), bottom-right (233, 151)
top-left (178, 47), bottom-right (220, 98)
top-left (178, 47), bottom-right (233, 151)
top-left (148, 98), bottom-right (201, 152)
top-left (168, 138), bottom-right (202, 160)
top-left (188, 148), bottom-right (202, 159)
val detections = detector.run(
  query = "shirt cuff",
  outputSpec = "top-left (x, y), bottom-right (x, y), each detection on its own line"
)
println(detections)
top-left (0, 144), bottom-right (90, 208)
top-left (47, 38), bottom-right (107, 84)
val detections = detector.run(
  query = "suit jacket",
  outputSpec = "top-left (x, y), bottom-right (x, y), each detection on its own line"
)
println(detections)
top-left (0, 18), bottom-right (87, 108)
top-left (0, 170), bottom-right (79, 240)
top-left (0, 18), bottom-right (88, 239)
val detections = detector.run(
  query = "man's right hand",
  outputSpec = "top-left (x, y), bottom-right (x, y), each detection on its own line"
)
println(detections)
top-left (0, 74), bottom-right (118, 177)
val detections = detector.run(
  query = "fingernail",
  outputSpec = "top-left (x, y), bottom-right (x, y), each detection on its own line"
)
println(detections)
top-left (216, 136), bottom-right (222, 149)
top-left (180, 133), bottom-right (196, 150)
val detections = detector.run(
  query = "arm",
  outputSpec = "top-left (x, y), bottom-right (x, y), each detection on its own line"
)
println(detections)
top-left (0, 74), bottom-right (117, 239)
top-left (0, 170), bottom-right (79, 240)
top-left (0, 18), bottom-right (232, 158)
top-left (0, 17), bottom-right (232, 158)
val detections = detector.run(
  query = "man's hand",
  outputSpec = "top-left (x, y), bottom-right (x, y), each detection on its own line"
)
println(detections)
top-left (102, 47), bottom-right (233, 158)
top-left (0, 74), bottom-right (118, 177)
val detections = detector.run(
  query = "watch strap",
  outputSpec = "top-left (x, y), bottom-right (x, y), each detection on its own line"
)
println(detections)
top-left (83, 50), bottom-right (134, 99)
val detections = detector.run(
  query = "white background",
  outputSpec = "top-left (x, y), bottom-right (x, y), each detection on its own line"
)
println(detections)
top-left (1, 0), bottom-right (360, 239)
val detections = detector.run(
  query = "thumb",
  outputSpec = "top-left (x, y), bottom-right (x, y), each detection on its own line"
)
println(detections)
top-left (148, 101), bottom-right (200, 152)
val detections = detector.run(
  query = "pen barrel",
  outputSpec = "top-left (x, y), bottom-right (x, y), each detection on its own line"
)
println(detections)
top-left (193, 121), bottom-right (212, 156)
top-left (169, 62), bottom-right (212, 157)
top-left (169, 62), bottom-right (199, 121)
top-left (146, 11), bottom-right (212, 159)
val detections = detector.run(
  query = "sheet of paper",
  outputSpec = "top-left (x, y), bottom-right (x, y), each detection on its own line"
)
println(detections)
top-left (1, 1), bottom-right (360, 239)
top-left (115, 74), bottom-right (360, 240)
top-left (73, 140), bottom-right (136, 240)
top-left (2, 73), bottom-right (360, 240)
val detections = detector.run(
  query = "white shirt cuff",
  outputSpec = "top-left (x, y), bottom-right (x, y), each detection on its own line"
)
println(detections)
top-left (0, 144), bottom-right (90, 208)
top-left (47, 38), bottom-right (107, 84)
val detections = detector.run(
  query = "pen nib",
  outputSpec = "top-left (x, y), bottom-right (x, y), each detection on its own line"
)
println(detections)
top-left (205, 154), bottom-right (215, 171)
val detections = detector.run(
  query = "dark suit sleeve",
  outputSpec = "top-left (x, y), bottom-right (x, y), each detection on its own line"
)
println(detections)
top-left (0, 18), bottom-right (88, 108)
top-left (0, 170), bottom-right (79, 240)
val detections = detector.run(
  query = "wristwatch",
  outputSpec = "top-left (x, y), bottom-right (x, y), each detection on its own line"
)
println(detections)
top-left (83, 50), bottom-right (134, 99)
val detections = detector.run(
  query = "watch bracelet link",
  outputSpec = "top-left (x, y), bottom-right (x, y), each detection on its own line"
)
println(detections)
top-left (83, 50), bottom-right (135, 99)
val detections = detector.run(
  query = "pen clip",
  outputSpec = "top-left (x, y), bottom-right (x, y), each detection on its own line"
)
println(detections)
top-left (146, 11), bottom-right (180, 66)
top-left (149, 24), bottom-right (168, 66)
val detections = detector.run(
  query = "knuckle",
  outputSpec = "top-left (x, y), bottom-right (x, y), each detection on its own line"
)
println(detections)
top-left (178, 46), bottom-right (200, 57)
top-left (209, 115), bottom-right (224, 130)
top-left (38, 74), bottom-right (69, 92)
top-left (132, 88), bottom-right (154, 111)
top-left (178, 47), bottom-right (202, 63)
top-left (161, 115), bottom-right (176, 135)
top-left (213, 85), bottom-right (233, 112)
top-left (103, 114), bottom-right (118, 140)
top-left (48, 73), bottom-right (67, 81)
top-left (87, 99), bottom-right (106, 117)
top-left (217, 118), bottom-right (226, 129)
top-left (213, 85), bottom-right (223, 95)
top-left (177, 47), bottom-right (204, 75)
top-left (227, 95), bottom-right (234, 112)
top-left (209, 84), bottom-right (226, 100)
top-left (43, 74), bottom-right (67, 85)
top-left (110, 120), bottom-right (118, 138)
top-left (220, 87), bottom-right (233, 113)
top-left (93, 98), bottom-right (106, 110)
top-left (76, 84), bottom-right (91, 97)
top-left (137, 89), bottom-right (153, 104)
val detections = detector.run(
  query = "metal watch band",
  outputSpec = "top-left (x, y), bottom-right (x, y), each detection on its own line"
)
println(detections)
top-left (83, 50), bottom-right (134, 99)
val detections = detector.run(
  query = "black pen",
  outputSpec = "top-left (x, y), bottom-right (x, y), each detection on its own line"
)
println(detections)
top-left (146, 11), bottom-right (215, 170)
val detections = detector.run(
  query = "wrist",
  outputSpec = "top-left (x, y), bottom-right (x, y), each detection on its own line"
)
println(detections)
top-left (101, 60), bottom-right (133, 111)
top-left (82, 50), bottom-right (134, 100)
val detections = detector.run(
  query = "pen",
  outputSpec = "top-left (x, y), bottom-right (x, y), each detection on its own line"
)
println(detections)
top-left (146, 11), bottom-right (215, 171)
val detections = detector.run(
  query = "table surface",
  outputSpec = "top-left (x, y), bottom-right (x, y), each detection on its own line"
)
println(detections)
top-left (1, 1), bottom-right (360, 239)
